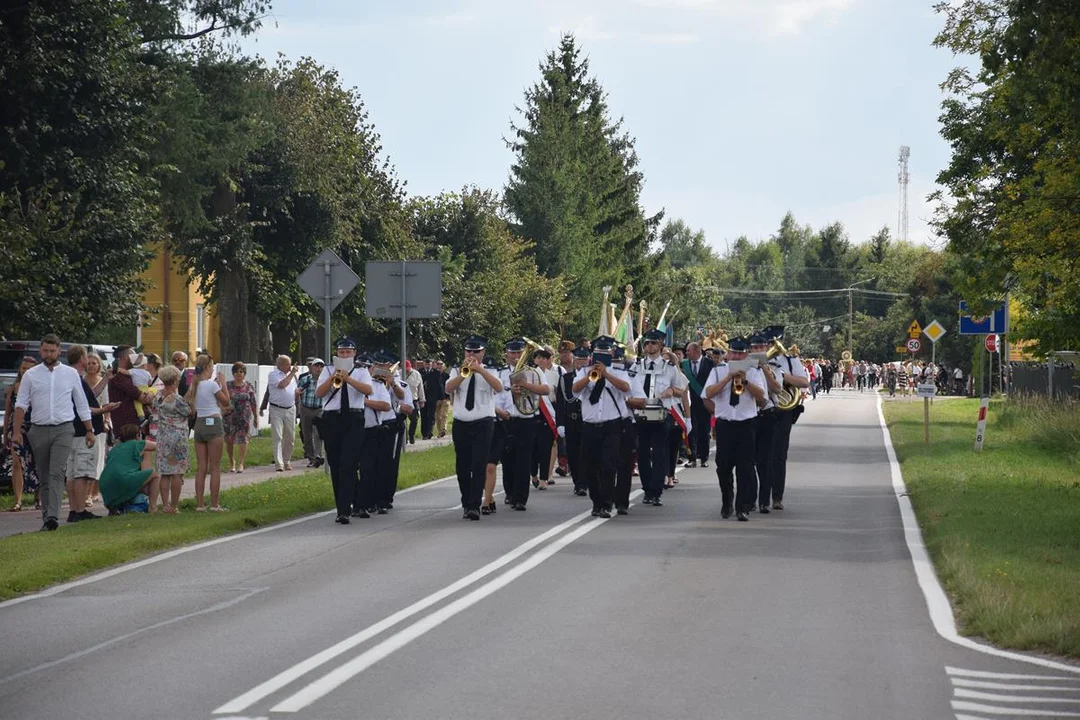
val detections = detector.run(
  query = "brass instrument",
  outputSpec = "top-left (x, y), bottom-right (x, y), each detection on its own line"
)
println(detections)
top-left (588, 366), bottom-right (603, 383)
top-left (330, 356), bottom-right (354, 389)
top-left (766, 337), bottom-right (803, 410)
top-left (509, 337), bottom-right (544, 414)
top-left (732, 373), bottom-right (745, 395)
top-left (460, 362), bottom-right (472, 379)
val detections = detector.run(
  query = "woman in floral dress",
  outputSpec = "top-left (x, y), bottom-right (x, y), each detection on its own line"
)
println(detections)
top-left (153, 365), bottom-right (190, 513)
top-left (225, 362), bottom-right (258, 473)
top-left (3, 357), bottom-right (40, 511)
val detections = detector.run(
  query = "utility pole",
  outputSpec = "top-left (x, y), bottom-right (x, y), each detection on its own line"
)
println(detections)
top-left (846, 278), bottom-right (874, 351)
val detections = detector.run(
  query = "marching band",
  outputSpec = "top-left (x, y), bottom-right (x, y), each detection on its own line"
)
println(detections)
top-left (318, 317), bottom-right (811, 527)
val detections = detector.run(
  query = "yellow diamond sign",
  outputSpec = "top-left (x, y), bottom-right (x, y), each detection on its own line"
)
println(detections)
top-left (923, 319), bottom-right (946, 343)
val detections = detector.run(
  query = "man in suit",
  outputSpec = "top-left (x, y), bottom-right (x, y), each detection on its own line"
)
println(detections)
top-left (681, 341), bottom-right (714, 468)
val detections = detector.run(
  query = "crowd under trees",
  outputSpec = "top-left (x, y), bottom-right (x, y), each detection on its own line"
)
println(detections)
top-left (1, 0), bottom-right (1074, 368)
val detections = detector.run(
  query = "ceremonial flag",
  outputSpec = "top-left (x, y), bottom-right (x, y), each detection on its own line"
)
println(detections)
top-left (669, 403), bottom-right (691, 436)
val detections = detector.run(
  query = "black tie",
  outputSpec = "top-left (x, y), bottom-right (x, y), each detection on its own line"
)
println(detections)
top-left (644, 361), bottom-right (653, 396)
top-left (693, 361), bottom-right (698, 375)
top-left (341, 372), bottom-right (350, 411)
top-left (465, 375), bottom-right (476, 411)
top-left (588, 376), bottom-right (606, 405)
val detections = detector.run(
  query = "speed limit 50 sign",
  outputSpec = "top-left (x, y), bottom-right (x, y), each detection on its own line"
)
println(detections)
top-left (906, 338), bottom-right (921, 353)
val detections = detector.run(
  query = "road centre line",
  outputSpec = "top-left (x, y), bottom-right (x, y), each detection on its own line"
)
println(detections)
top-left (951, 700), bottom-right (1080, 716)
top-left (213, 502), bottom-right (604, 715)
top-left (876, 396), bottom-right (1080, 676)
top-left (269, 490), bottom-right (644, 713)
top-left (0, 474), bottom-right (456, 612)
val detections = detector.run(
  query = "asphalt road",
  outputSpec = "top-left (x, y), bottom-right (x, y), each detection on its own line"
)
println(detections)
top-left (1, 391), bottom-right (1077, 720)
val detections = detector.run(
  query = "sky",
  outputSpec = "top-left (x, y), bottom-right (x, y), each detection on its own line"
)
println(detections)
top-left (239, 0), bottom-right (960, 253)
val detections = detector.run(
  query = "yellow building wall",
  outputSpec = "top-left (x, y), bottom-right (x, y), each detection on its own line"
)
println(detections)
top-left (140, 245), bottom-right (220, 359)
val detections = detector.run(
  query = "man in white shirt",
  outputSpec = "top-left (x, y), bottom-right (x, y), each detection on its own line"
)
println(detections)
top-left (358, 356), bottom-right (395, 515)
top-left (628, 329), bottom-right (681, 507)
top-left (316, 337), bottom-right (375, 525)
top-left (762, 325), bottom-right (810, 511)
top-left (702, 336), bottom-right (767, 521)
top-left (12, 334), bottom-right (95, 531)
top-left (573, 335), bottom-right (633, 517)
top-left (530, 346), bottom-right (560, 490)
top-left (497, 338), bottom-right (550, 511)
top-left (446, 334), bottom-right (503, 520)
top-left (265, 355), bottom-right (299, 471)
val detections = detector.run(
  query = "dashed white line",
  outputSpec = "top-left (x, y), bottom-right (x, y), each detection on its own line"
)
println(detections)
top-left (951, 700), bottom-right (1080, 716)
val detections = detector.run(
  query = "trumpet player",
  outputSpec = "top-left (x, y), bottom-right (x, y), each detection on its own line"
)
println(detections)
top-left (316, 337), bottom-right (375, 525)
top-left (750, 332), bottom-right (781, 514)
top-left (363, 352), bottom-right (408, 515)
top-left (497, 338), bottom-right (549, 511)
top-left (702, 337), bottom-right (767, 521)
top-left (572, 335), bottom-right (631, 517)
top-left (556, 345), bottom-right (590, 496)
top-left (445, 335), bottom-right (503, 521)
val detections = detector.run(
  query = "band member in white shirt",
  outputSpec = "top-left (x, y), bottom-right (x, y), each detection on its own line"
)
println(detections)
top-left (702, 337), bottom-right (767, 521)
top-left (761, 326), bottom-right (809, 511)
top-left (750, 332), bottom-right (780, 514)
top-left (530, 346), bottom-right (560, 490)
top-left (572, 335), bottom-right (632, 517)
top-left (498, 338), bottom-right (550, 511)
top-left (628, 329), bottom-right (681, 507)
top-left (446, 335), bottom-right (503, 520)
top-left (316, 337), bottom-right (374, 525)
top-left (357, 352), bottom-right (395, 516)
top-left (555, 345), bottom-right (589, 495)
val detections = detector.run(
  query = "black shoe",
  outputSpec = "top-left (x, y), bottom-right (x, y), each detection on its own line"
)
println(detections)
top-left (596, 508), bottom-right (611, 519)
top-left (504, 496), bottom-right (513, 505)
top-left (350, 508), bottom-right (370, 518)
top-left (367, 506), bottom-right (377, 515)
top-left (651, 497), bottom-right (663, 507)
top-left (683, 460), bottom-right (697, 468)
top-left (758, 504), bottom-right (771, 514)
top-left (386, 502), bottom-right (393, 509)
top-left (616, 506), bottom-right (628, 516)
top-left (573, 487), bottom-right (588, 497)
top-left (721, 506), bottom-right (733, 519)
top-left (641, 496), bottom-right (654, 505)
top-left (547, 477), bottom-right (555, 485)
top-left (466, 508), bottom-right (480, 521)
top-left (513, 503), bottom-right (527, 511)
top-left (700, 461), bottom-right (709, 468)
top-left (555, 467), bottom-right (568, 477)
top-left (377, 507), bottom-right (389, 515)
top-left (313, 457), bottom-right (325, 468)
top-left (67, 510), bottom-right (80, 523)
top-left (78, 510), bottom-right (100, 521)
top-left (591, 508), bottom-right (600, 517)
top-left (340, 515), bottom-right (351, 524)
top-left (737, 511), bottom-right (749, 521)
top-left (41, 517), bottom-right (59, 531)
top-left (481, 503), bottom-right (495, 515)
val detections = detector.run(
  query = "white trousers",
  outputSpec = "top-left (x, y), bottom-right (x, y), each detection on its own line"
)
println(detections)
top-left (269, 405), bottom-right (297, 468)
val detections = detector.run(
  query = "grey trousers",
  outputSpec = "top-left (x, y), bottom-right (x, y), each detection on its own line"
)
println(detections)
top-left (298, 404), bottom-right (323, 460)
top-left (27, 424), bottom-right (74, 521)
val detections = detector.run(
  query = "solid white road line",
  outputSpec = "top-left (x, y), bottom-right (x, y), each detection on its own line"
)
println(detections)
top-left (954, 689), bottom-right (1080, 705)
top-left (877, 395), bottom-right (1080, 675)
top-left (270, 492), bottom-right (642, 713)
top-left (213, 503), bottom-right (604, 715)
top-left (948, 668), bottom-right (1080, 682)
top-left (0, 473), bottom-right (458, 612)
top-left (951, 700), bottom-right (1080, 716)
top-left (0, 587), bottom-right (267, 685)
top-left (952, 679), bottom-right (1080, 692)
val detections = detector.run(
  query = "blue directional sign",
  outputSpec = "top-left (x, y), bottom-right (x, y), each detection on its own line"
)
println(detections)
top-left (958, 301), bottom-right (1008, 335)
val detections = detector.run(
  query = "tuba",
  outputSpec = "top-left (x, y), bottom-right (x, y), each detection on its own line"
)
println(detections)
top-left (509, 337), bottom-right (544, 414)
top-left (767, 338), bottom-right (803, 410)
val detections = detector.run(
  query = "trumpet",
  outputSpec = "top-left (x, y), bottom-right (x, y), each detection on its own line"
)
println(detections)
top-left (460, 363), bottom-right (472, 379)
top-left (588, 366), bottom-right (603, 382)
top-left (732, 372), bottom-right (745, 395)
top-left (332, 373), bottom-right (346, 390)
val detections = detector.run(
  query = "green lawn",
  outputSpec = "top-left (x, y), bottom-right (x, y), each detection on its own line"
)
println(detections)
top-left (883, 396), bottom-right (1080, 658)
top-left (0, 444), bottom-right (456, 600)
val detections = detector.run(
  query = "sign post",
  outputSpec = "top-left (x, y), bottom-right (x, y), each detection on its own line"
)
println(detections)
top-left (916, 383), bottom-right (936, 444)
top-left (923, 319), bottom-right (946, 365)
top-left (297, 248), bottom-right (361, 359)
top-left (365, 261), bottom-right (442, 370)
top-left (974, 397), bottom-right (990, 451)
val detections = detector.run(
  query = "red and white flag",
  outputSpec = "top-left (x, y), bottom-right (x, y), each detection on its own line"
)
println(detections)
top-left (669, 404), bottom-right (691, 436)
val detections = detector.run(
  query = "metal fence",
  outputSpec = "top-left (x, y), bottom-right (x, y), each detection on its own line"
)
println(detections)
top-left (1009, 362), bottom-right (1080, 400)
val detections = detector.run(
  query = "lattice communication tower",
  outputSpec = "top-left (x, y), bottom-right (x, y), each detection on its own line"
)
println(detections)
top-left (897, 145), bottom-right (910, 242)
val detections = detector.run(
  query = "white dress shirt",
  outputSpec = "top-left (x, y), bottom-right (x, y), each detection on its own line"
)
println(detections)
top-left (631, 355), bottom-right (680, 408)
top-left (403, 369), bottom-right (425, 404)
top-left (575, 367), bottom-right (631, 424)
top-left (267, 368), bottom-right (297, 408)
top-left (365, 382), bottom-right (394, 426)
top-left (448, 367), bottom-right (497, 421)
top-left (318, 366), bottom-right (371, 411)
top-left (703, 364), bottom-right (767, 422)
top-left (15, 363), bottom-right (91, 426)
top-left (498, 366), bottom-right (543, 418)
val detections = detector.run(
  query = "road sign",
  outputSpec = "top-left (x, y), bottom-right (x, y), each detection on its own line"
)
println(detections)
top-left (917, 384), bottom-right (937, 398)
top-left (895, 345), bottom-right (907, 354)
top-left (365, 261), bottom-right (442, 319)
top-left (297, 249), bottom-right (361, 313)
top-left (907, 338), bottom-right (921, 352)
top-left (985, 334), bottom-right (999, 353)
top-left (959, 301), bottom-right (1008, 335)
top-left (923, 320), bottom-right (946, 343)
top-left (907, 320), bottom-right (922, 338)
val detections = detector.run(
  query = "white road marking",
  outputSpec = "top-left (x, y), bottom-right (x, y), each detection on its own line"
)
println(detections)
top-left (0, 587), bottom-right (267, 684)
top-left (954, 688), bottom-right (1080, 704)
top-left (948, 668), bottom-right (1080, 682)
top-left (952, 679), bottom-right (1080, 692)
top-left (877, 396), bottom-right (1080, 675)
top-left (213, 503), bottom-right (604, 715)
top-left (269, 492), bottom-right (643, 713)
top-left (951, 700), bottom-right (1080, 716)
top-left (0, 474), bottom-right (458, 611)
top-left (954, 715), bottom-right (994, 720)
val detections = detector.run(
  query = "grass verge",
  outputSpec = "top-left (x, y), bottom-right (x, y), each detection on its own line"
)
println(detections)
top-left (882, 396), bottom-right (1080, 658)
top-left (0, 444), bottom-right (456, 601)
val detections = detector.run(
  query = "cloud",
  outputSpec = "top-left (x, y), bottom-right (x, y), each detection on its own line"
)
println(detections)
top-left (770, 0), bottom-right (856, 35)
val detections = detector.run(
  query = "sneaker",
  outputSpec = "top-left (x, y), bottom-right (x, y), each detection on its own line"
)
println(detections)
top-left (377, 507), bottom-right (389, 515)
top-left (737, 511), bottom-right (749, 521)
top-left (700, 461), bottom-right (709, 469)
top-left (596, 508), bottom-right (611, 519)
top-left (41, 517), bottom-right (59, 531)
top-left (351, 508), bottom-right (370, 519)
top-left (67, 510), bottom-right (80, 523)
top-left (641, 496), bottom-right (654, 505)
top-left (683, 460), bottom-right (697, 468)
top-left (313, 457), bottom-right (325, 468)
top-left (651, 497), bottom-right (664, 507)
top-left (772, 500), bottom-right (784, 510)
